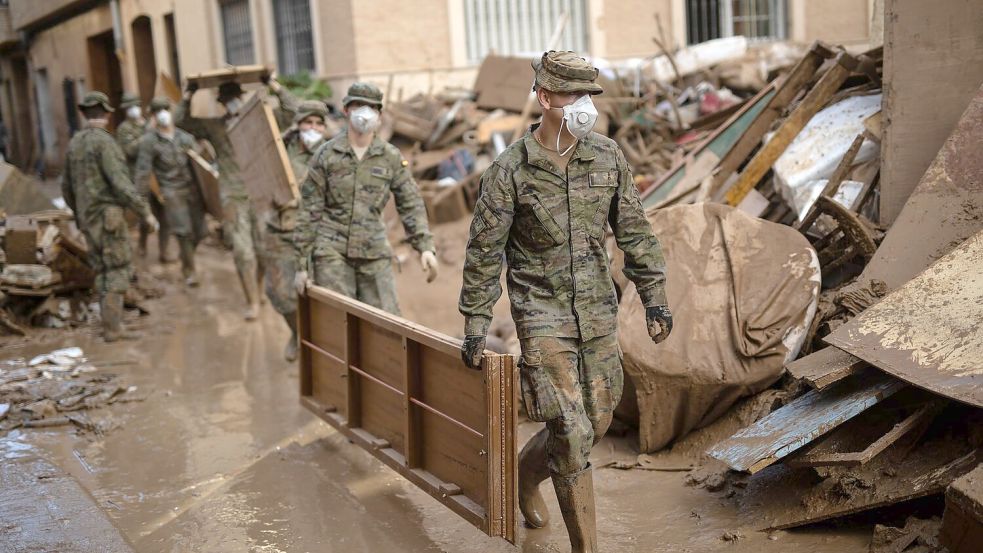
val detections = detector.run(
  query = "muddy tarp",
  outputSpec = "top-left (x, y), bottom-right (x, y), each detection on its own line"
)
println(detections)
top-left (614, 203), bottom-right (820, 453)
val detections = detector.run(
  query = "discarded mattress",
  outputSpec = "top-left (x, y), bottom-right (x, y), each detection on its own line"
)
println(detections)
top-left (614, 203), bottom-right (820, 453)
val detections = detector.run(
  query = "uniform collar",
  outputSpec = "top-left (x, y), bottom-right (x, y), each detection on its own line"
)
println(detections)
top-left (332, 131), bottom-right (386, 158)
top-left (523, 123), bottom-right (597, 176)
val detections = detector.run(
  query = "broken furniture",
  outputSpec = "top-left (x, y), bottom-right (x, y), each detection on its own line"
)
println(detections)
top-left (227, 93), bottom-right (298, 217)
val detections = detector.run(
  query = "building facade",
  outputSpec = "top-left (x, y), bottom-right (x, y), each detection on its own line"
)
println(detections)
top-left (0, 0), bottom-right (874, 174)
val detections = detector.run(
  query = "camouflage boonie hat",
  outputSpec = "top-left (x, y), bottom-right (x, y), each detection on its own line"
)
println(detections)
top-left (533, 51), bottom-right (603, 95)
top-left (149, 96), bottom-right (172, 112)
top-left (78, 91), bottom-right (114, 112)
top-left (342, 82), bottom-right (383, 108)
top-left (293, 100), bottom-right (329, 123)
top-left (120, 92), bottom-right (141, 109)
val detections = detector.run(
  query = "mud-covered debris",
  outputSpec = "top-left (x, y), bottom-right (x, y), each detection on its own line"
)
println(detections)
top-left (704, 473), bottom-right (727, 492)
top-left (870, 516), bottom-right (942, 553)
top-left (721, 531), bottom-right (744, 542)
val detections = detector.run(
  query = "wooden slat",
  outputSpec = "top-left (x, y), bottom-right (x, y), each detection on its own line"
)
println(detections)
top-left (707, 370), bottom-right (905, 473)
top-left (187, 149), bottom-right (222, 219)
top-left (785, 346), bottom-right (867, 389)
top-left (796, 133), bottom-right (866, 232)
top-left (227, 93), bottom-right (297, 217)
top-left (185, 64), bottom-right (270, 90)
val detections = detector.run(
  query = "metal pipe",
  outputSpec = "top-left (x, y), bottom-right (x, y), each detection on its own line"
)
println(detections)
top-left (110, 0), bottom-right (124, 54)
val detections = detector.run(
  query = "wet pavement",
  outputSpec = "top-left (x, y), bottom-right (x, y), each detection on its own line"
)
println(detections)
top-left (0, 242), bottom-right (872, 552)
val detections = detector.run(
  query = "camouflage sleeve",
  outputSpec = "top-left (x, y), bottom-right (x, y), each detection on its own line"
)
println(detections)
top-left (390, 154), bottom-right (436, 254)
top-left (117, 124), bottom-right (142, 162)
top-left (175, 97), bottom-right (208, 140)
top-left (609, 149), bottom-right (668, 307)
top-left (133, 133), bottom-right (155, 195)
top-left (293, 150), bottom-right (326, 272)
top-left (458, 163), bottom-right (515, 337)
top-left (101, 138), bottom-right (151, 219)
top-left (272, 86), bottom-right (300, 122)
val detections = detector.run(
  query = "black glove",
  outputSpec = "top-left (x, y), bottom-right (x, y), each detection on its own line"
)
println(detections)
top-left (185, 81), bottom-right (199, 94)
top-left (645, 305), bottom-right (673, 344)
top-left (461, 335), bottom-right (486, 370)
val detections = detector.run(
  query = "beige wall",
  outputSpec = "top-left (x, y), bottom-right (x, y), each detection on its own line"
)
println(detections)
top-left (594, 0), bottom-right (676, 59)
top-left (789, 0), bottom-right (870, 46)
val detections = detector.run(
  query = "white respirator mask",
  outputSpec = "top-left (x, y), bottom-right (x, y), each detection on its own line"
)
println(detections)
top-left (350, 106), bottom-right (381, 134)
top-left (300, 128), bottom-right (324, 150)
top-left (550, 94), bottom-right (598, 156)
top-left (224, 98), bottom-right (242, 116)
top-left (155, 110), bottom-right (173, 128)
top-left (126, 106), bottom-right (142, 120)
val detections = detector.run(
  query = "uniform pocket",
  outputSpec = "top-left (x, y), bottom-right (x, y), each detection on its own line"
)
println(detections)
top-left (519, 349), bottom-right (563, 422)
top-left (531, 200), bottom-right (565, 246)
top-left (103, 206), bottom-right (125, 233)
top-left (471, 198), bottom-right (499, 239)
top-left (100, 206), bottom-right (131, 269)
top-left (589, 170), bottom-right (619, 188)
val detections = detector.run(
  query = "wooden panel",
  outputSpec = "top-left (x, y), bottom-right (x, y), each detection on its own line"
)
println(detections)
top-left (185, 65), bottom-right (270, 90)
top-left (785, 346), bottom-right (866, 389)
top-left (227, 93), bottom-right (297, 217)
top-left (187, 150), bottom-right (223, 219)
top-left (297, 286), bottom-right (517, 543)
top-left (707, 370), bottom-right (905, 473)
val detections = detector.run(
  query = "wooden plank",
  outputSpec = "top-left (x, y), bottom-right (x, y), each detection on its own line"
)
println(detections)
top-left (942, 464), bottom-right (983, 553)
top-left (796, 133), bottom-right (866, 231)
top-left (227, 93), bottom-right (297, 217)
top-left (826, 231), bottom-right (983, 408)
top-left (786, 346), bottom-right (868, 389)
top-left (187, 149), bottom-right (223, 219)
top-left (707, 370), bottom-right (905, 473)
top-left (724, 52), bottom-right (859, 206)
top-left (185, 64), bottom-right (270, 90)
top-left (156, 71), bottom-right (182, 104)
top-left (298, 286), bottom-right (517, 543)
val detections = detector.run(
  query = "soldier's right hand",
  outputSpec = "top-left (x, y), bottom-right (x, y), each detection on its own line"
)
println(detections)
top-left (145, 214), bottom-right (160, 233)
top-left (460, 335), bottom-right (486, 370)
top-left (185, 81), bottom-right (199, 95)
top-left (294, 270), bottom-right (309, 296)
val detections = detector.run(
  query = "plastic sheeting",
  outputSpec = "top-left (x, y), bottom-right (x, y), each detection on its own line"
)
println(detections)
top-left (613, 203), bottom-right (820, 453)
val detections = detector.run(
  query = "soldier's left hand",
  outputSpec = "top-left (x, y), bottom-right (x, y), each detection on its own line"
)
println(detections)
top-left (645, 305), bottom-right (673, 344)
top-left (420, 251), bottom-right (439, 283)
top-left (145, 214), bottom-right (160, 234)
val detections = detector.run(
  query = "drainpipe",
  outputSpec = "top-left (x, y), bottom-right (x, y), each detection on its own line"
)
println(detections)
top-left (110, 0), bottom-right (124, 54)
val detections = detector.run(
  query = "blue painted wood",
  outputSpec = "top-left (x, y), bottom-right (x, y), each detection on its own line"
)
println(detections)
top-left (707, 370), bottom-right (905, 473)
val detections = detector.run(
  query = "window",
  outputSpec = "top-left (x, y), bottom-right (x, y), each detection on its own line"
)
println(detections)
top-left (463, 0), bottom-right (589, 65)
top-left (220, 0), bottom-right (254, 65)
top-left (273, 0), bottom-right (315, 75)
top-left (687, 0), bottom-right (787, 45)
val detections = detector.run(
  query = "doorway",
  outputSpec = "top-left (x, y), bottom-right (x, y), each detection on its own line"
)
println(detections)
top-left (131, 15), bottom-right (157, 104)
top-left (164, 13), bottom-right (181, 86)
top-left (86, 30), bottom-right (124, 128)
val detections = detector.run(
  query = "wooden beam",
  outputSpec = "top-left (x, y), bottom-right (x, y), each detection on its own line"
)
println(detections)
top-left (785, 346), bottom-right (867, 390)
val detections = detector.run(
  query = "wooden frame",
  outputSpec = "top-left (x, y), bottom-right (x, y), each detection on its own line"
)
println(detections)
top-left (184, 65), bottom-right (270, 90)
top-left (298, 285), bottom-right (518, 543)
top-left (227, 93), bottom-right (298, 216)
top-left (187, 149), bottom-right (223, 219)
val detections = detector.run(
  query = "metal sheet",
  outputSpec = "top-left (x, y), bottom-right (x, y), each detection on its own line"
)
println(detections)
top-left (826, 231), bottom-right (983, 408)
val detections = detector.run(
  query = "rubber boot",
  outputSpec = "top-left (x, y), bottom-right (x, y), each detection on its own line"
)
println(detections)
top-left (283, 311), bottom-right (299, 362)
top-left (519, 428), bottom-right (552, 528)
top-left (238, 261), bottom-right (260, 321)
top-left (552, 465), bottom-right (598, 553)
top-left (101, 292), bottom-right (140, 342)
top-left (179, 237), bottom-right (199, 287)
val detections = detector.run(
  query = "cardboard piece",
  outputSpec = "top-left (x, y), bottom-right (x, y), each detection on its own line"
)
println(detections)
top-left (226, 94), bottom-right (297, 216)
top-left (156, 71), bottom-right (182, 104)
top-left (187, 150), bottom-right (223, 219)
top-left (185, 65), bottom-right (271, 90)
top-left (0, 162), bottom-right (54, 216)
top-left (473, 55), bottom-right (540, 114)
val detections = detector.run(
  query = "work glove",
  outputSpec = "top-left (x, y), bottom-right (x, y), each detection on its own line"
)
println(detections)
top-left (645, 305), bottom-right (673, 344)
top-left (294, 270), bottom-right (309, 296)
top-left (185, 81), bottom-right (199, 94)
top-left (420, 251), bottom-right (439, 283)
top-left (460, 335), bottom-right (486, 370)
top-left (144, 214), bottom-right (160, 233)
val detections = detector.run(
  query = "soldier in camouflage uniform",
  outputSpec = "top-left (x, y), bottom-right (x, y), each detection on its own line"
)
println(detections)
top-left (266, 99), bottom-right (329, 361)
top-left (293, 82), bottom-right (438, 315)
top-left (458, 52), bottom-right (674, 553)
top-left (177, 76), bottom-right (299, 320)
top-left (62, 91), bottom-right (159, 341)
top-left (135, 97), bottom-right (207, 287)
top-left (116, 92), bottom-right (170, 261)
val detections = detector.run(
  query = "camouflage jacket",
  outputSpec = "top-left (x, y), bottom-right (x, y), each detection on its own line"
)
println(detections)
top-left (62, 127), bottom-right (152, 230)
top-left (134, 128), bottom-right (197, 192)
top-left (115, 119), bottom-right (146, 179)
top-left (295, 132), bottom-right (435, 267)
top-left (175, 87), bottom-right (299, 202)
top-left (459, 129), bottom-right (667, 340)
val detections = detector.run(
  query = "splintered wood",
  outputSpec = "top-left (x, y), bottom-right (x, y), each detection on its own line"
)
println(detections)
top-left (298, 286), bottom-right (517, 543)
top-left (227, 94), bottom-right (297, 216)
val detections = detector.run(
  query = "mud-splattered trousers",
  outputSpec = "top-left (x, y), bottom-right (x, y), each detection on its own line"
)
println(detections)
top-left (117, 119), bottom-right (169, 253)
top-left (62, 127), bottom-right (152, 294)
top-left (459, 129), bottom-right (667, 476)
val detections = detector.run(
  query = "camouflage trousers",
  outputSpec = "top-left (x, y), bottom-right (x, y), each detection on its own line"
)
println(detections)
top-left (262, 228), bottom-right (298, 318)
top-left (518, 332), bottom-right (624, 476)
top-left (139, 191), bottom-right (169, 251)
top-left (162, 187), bottom-right (206, 243)
top-left (312, 249), bottom-right (401, 315)
top-left (83, 206), bottom-right (134, 294)
top-left (223, 197), bottom-right (263, 277)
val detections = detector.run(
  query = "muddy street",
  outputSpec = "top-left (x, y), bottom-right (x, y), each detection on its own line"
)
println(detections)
top-left (0, 236), bottom-right (875, 553)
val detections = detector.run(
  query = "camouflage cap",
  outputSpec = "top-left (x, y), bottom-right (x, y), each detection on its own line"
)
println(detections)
top-left (342, 82), bottom-right (383, 108)
top-left (533, 51), bottom-right (603, 95)
top-left (120, 92), bottom-right (141, 109)
top-left (293, 99), bottom-right (329, 123)
top-left (149, 96), bottom-right (172, 112)
top-left (78, 91), bottom-right (114, 112)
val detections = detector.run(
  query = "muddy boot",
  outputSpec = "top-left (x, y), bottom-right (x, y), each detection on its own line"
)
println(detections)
top-left (519, 428), bottom-right (552, 528)
top-left (158, 235), bottom-right (176, 264)
top-left (179, 238), bottom-right (199, 287)
top-left (238, 262), bottom-right (261, 321)
top-left (101, 292), bottom-right (141, 342)
top-left (552, 465), bottom-right (597, 553)
top-left (283, 312), bottom-right (299, 362)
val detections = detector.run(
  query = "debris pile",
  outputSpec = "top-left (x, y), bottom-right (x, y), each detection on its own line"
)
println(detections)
top-left (0, 347), bottom-right (142, 434)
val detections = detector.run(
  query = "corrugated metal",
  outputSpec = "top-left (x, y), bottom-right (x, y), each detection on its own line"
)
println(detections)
top-left (464, 0), bottom-right (588, 64)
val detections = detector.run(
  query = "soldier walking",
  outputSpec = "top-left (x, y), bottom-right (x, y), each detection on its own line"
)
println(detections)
top-left (458, 52), bottom-right (673, 552)
top-left (63, 92), bottom-right (159, 341)
top-left (135, 97), bottom-right (207, 287)
top-left (293, 82), bottom-right (438, 314)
